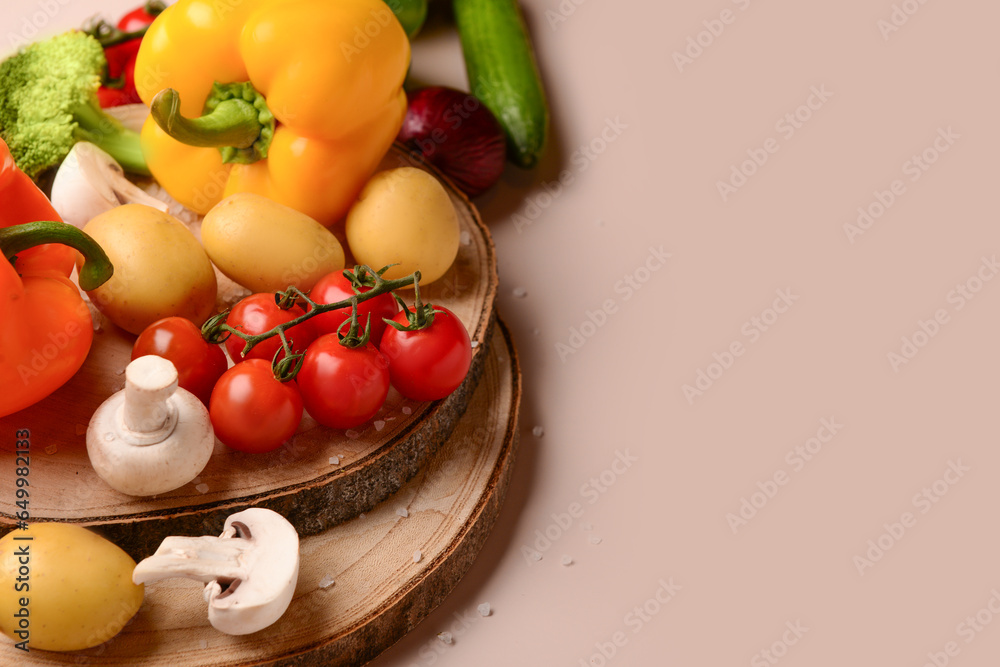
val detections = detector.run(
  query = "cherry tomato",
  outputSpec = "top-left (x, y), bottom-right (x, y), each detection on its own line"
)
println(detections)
top-left (309, 271), bottom-right (398, 347)
top-left (225, 293), bottom-right (317, 364)
top-left (296, 334), bottom-right (390, 429)
top-left (117, 1), bottom-right (165, 32)
top-left (209, 359), bottom-right (303, 453)
top-left (380, 306), bottom-right (472, 401)
top-left (131, 316), bottom-right (228, 405)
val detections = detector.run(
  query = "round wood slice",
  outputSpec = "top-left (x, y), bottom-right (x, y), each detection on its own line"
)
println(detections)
top-left (0, 145), bottom-right (498, 559)
top-left (5, 319), bottom-right (520, 667)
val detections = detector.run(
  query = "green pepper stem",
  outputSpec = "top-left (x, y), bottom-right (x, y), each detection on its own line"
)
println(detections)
top-left (0, 221), bottom-right (114, 291)
top-left (151, 88), bottom-right (262, 149)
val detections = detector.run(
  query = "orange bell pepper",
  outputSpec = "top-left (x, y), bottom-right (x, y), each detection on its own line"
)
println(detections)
top-left (0, 138), bottom-right (114, 418)
top-left (132, 0), bottom-right (410, 225)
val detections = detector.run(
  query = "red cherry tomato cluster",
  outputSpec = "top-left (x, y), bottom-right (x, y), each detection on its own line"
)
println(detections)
top-left (130, 267), bottom-right (473, 455)
top-left (90, 2), bottom-right (165, 108)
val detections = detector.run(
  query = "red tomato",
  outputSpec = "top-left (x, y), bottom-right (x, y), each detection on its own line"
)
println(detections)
top-left (225, 293), bottom-right (317, 363)
top-left (132, 316), bottom-right (228, 405)
top-left (380, 306), bottom-right (472, 401)
top-left (309, 271), bottom-right (398, 347)
top-left (209, 359), bottom-right (303, 453)
top-left (117, 1), bottom-right (164, 32)
top-left (296, 334), bottom-right (390, 429)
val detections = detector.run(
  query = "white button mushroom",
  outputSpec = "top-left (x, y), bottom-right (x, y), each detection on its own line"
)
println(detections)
top-left (86, 355), bottom-right (215, 496)
top-left (132, 508), bottom-right (300, 635)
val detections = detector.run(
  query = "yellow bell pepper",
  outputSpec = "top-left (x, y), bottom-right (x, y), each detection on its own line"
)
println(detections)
top-left (132, 0), bottom-right (410, 225)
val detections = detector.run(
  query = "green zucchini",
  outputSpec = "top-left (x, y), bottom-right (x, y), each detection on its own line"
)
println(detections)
top-left (453, 0), bottom-right (549, 169)
top-left (384, 0), bottom-right (428, 39)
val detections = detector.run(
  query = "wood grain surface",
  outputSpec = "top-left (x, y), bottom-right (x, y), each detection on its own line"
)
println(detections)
top-left (4, 320), bottom-right (520, 666)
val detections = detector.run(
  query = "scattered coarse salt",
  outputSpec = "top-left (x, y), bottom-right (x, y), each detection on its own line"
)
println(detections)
top-left (512, 286), bottom-right (528, 299)
top-left (460, 230), bottom-right (472, 246)
top-left (581, 522), bottom-right (594, 531)
top-left (437, 632), bottom-right (453, 645)
top-left (397, 507), bottom-right (409, 518)
top-left (477, 603), bottom-right (492, 617)
top-left (402, 406), bottom-right (412, 415)
top-left (345, 429), bottom-right (360, 440)
top-left (532, 426), bottom-right (544, 438)
top-left (413, 550), bottom-right (422, 563)
top-left (530, 551), bottom-right (542, 562)
top-left (196, 483), bottom-right (210, 494)
top-left (329, 456), bottom-right (340, 465)
top-left (44, 444), bottom-right (58, 455)
top-left (374, 420), bottom-right (385, 432)
top-left (470, 340), bottom-right (479, 348)
top-left (589, 536), bottom-right (603, 545)
top-left (359, 513), bottom-right (366, 519)
top-left (561, 555), bottom-right (574, 566)
top-left (199, 640), bottom-right (208, 649)
top-left (318, 575), bottom-right (335, 589)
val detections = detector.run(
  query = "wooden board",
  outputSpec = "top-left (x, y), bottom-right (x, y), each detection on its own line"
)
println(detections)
top-left (0, 145), bottom-right (498, 558)
top-left (6, 319), bottom-right (520, 666)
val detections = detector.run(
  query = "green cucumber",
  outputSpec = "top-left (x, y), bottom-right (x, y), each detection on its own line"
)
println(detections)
top-left (384, 0), bottom-right (428, 39)
top-left (453, 0), bottom-right (549, 169)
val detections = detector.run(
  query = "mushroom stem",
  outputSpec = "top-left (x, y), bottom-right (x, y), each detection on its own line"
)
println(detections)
top-left (122, 355), bottom-right (179, 438)
top-left (132, 534), bottom-right (253, 585)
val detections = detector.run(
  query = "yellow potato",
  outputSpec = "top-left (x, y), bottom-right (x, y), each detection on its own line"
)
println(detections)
top-left (81, 204), bottom-right (217, 335)
top-left (201, 193), bottom-right (345, 293)
top-left (345, 168), bottom-right (460, 285)
top-left (0, 523), bottom-right (144, 652)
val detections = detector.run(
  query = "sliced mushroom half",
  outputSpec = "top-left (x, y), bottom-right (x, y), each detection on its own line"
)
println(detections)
top-left (132, 508), bottom-right (300, 635)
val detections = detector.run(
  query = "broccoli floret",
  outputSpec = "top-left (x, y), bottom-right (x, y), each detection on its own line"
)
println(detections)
top-left (0, 31), bottom-right (149, 180)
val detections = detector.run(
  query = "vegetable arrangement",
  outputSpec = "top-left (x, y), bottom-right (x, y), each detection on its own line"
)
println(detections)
top-left (0, 0), bottom-right (550, 652)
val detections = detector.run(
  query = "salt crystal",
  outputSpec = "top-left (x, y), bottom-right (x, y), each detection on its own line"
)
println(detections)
top-left (345, 429), bottom-right (360, 439)
top-left (437, 632), bottom-right (453, 645)
top-left (199, 640), bottom-right (208, 649)
top-left (196, 483), bottom-right (210, 494)
top-left (589, 536), bottom-right (602, 545)
top-left (374, 420), bottom-right (385, 431)
top-left (470, 340), bottom-right (479, 348)
top-left (512, 287), bottom-right (528, 298)
top-left (561, 555), bottom-right (573, 566)
top-left (318, 575), bottom-right (335, 589)
top-left (402, 406), bottom-right (412, 415)
top-left (329, 456), bottom-right (340, 465)
top-left (460, 230), bottom-right (472, 246)
top-left (532, 426), bottom-right (544, 438)
top-left (477, 603), bottom-right (491, 617)
top-left (413, 550), bottom-right (422, 563)
top-left (581, 522), bottom-right (593, 531)
top-left (530, 551), bottom-right (542, 562)
top-left (359, 513), bottom-right (366, 519)
top-left (397, 507), bottom-right (409, 518)
top-left (44, 444), bottom-right (57, 455)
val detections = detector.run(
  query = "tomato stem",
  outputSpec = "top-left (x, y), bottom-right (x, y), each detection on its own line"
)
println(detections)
top-left (204, 266), bottom-right (420, 372)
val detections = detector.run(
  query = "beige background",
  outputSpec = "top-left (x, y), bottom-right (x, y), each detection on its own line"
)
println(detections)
top-left (6, 0), bottom-right (1000, 665)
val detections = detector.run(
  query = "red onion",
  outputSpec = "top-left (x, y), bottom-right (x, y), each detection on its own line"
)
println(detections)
top-left (397, 86), bottom-right (506, 198)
